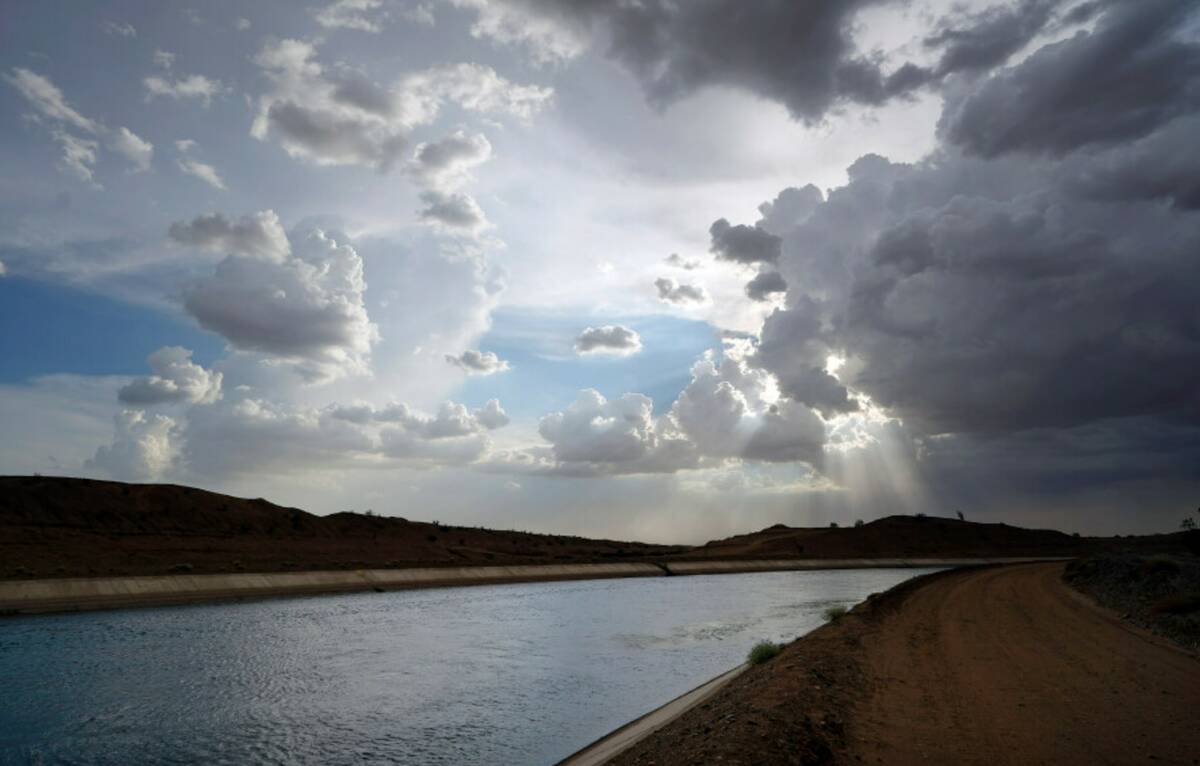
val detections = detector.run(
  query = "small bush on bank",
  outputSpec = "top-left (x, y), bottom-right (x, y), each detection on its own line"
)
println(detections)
top-left (747, 640), bottom-right (782, 665)
top-left (824, 605), bottom-right (848, 622)
top-left (1140, 556), bottom-right (1181, 578)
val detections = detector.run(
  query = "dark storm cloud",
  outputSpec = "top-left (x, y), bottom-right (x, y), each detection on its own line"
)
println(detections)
top-left (925, 0), bottom-right (1060, 76)
top-left (744, 271), bottom-right (787, 302)
top-left (467, 0), bottom-right (934, 123)
top-left (940, 0), bottom-right (1200, 157)
top-left (688, 0), bottom-right (1200, 515)
top-left (709, 218), bottom-right (781, 265)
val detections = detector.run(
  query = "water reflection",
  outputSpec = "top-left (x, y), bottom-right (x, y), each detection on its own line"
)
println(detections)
top-left (0, 568), bottom-right (936, 765)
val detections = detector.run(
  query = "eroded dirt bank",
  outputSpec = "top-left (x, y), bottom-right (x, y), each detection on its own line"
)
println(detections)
top-left (609, 563), bottom-right (1200, 766)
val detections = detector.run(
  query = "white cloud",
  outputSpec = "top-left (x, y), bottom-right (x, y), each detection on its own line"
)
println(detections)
top-left (575, 325), bottom-right (642, 356)
top-left (251, 40), bottom-right (549, 172)
top-left (408, 129), bottom-right (492, 191)
top-left (314, 0), bottom-right (388, 32)
top-left (87, 410), bottom-right (177, 481)
top-left (109, 127), bottom-right (153, 172)
top-left (178, 158), bottom-right (226, 189)
top-left (144, 74), bottom-right (223, 107)
top-left (418, 190), bottom-right (489, 234)
top-left (101, 20), bottom-right (136, 38)
top-left (236, 18), bottom-right (252, 31)
top-left (168, 210), bottom-right (290, 261)
top-left (5, 68), bottom-right (98, 133)
top-left (654, 277), bottom-right (708, 305)
top-left (153, 50), bottom-right (176, 69)
top-left (450, 0), bottom-right (589, 65)
top-left (118, 346), bottom-right (223, 406)
top-left (534, 389), bottom-right (697, 474)
top-left (665, 253), bottom-right (700, 270)
top-left (51, 130), bottom-right (100, 184)
top-left (180, 223), bottom-right (378, 382)
top-left (445, 349), bottom-right (510, 375)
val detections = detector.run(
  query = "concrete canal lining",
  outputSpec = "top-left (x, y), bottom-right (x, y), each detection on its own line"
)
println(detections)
top-left (0, 558), bottom-right (1068, 615)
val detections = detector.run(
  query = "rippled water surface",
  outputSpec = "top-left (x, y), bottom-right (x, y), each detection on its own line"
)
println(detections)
top-left (0, 568), bottom-right (937, 765)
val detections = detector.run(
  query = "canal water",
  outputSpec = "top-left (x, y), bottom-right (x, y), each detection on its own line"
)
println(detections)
top-left (0, 567), bottom-right (937, 765)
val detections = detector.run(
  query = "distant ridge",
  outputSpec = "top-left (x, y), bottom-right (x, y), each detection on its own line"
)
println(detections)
top-left (1, 476), bottom-right (1190, 580)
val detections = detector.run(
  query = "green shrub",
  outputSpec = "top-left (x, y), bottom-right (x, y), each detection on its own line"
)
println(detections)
top-left (747, 640), bottom-right (783, 665)
top-left (824, 605), bottom-right (848, 622)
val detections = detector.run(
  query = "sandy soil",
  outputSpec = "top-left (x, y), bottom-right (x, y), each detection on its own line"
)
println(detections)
top-left (850, 563), bottom-right (1200, 765)
top-left (609, 563), bottom-right (1200, 765)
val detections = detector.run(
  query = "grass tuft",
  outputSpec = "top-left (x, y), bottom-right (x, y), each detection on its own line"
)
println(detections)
top-left (824, 605), bottom-right (848, 622)
top-left (747, 640), bottom-right (783, 665)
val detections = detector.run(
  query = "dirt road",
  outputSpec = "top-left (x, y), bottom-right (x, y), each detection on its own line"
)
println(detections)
top-left (850, 562), bottom-right (1200, 765)
top-left (609, 562), bottom-right (1200, 765)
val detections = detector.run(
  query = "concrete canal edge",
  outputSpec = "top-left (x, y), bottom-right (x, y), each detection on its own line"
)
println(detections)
top-left (0, 557), bottom-right (1069, 615)
top-left (556, 663), bottom-right (750, 766)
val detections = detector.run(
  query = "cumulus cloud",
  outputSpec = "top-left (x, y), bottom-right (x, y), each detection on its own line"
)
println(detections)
top-left (109, 127), bottom-right (153, 172)
top-left (118, 346), bottom-right (222, 406)
top-left (168, 210), bottom-right (290, 261)
top-left (88, 410), bottom-right (177, 481)
top-left (144, 73), bottom-right (223, 107)
top-left (654, 277), bottom-right (707, 305)
top-left (671, 355), bottom-right (824, 465)
top-left (183, 397), bottom-right (375, 477)
top-left (445, 349), bottom-right (510, 375)
top-left (709, 218), bottom-right (781, 265)
top-left (407, 129), bottom-right (492, 190)
top-left (454, 0), bottom-right (935, 123)
top-left (251, 39), bottom-right (549, 171)
top-left (744, 270), bottom-right (787, 301)
top-left (924, 0), bottom-right (1060, 77)
top-left (704, 0), bottom-right (1200, 474)
top-left (449, 0), bottom-right (590, 64)
top-left (418, 190), bottom-right (489, 233)
top-left (940, 0), bottom-right (1200, 157)
top-left (179, 221), bottom-right (378, 382)
top-left (575, 325), bottom-right (642, 356)
top-left (152, 49), bottom-right (176, 69)
top-left (536, 389), bottom-right (696, 473)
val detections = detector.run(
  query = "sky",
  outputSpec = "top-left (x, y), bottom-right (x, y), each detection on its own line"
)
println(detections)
top-left (2, 0), bottom-right (1198, 542)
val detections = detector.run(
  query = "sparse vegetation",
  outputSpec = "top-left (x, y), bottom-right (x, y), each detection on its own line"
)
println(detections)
top-left (1065, 554), bottom-right (1200, 651)
top-left (747, 640), bottom-right (783, 665)
top-left (824, 605), bottom-right (848, 621)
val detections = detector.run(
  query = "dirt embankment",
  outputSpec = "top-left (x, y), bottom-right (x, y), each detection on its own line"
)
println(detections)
top-left (2, 476), bottom-right (1192, 581)
top-left (0, 476), bottom-right (685, 579)
top-left (1064, 552), bottom-right (1200, 652)
top-left (609, 563), bottom-right (1200, 766)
